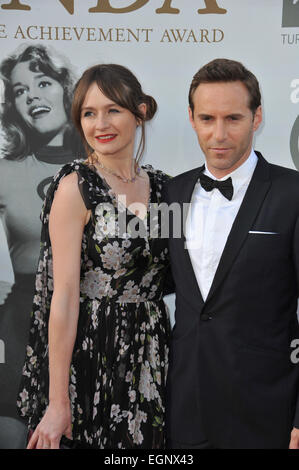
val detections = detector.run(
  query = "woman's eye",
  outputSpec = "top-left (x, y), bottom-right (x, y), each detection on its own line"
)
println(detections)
top-left (109, 108), bottom-right (120, 113)
top-left (14, 88), bottom-right (26, 98)
top-left (83, 111), bottom-right (93, 117)
top-left (39, 81), bottom-right (51, 88)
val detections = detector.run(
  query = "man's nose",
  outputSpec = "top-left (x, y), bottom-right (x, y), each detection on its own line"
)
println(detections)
top-left (214, 120), bottom-right (227, 141)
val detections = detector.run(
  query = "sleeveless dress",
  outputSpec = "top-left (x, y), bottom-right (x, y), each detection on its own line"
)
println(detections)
top-left (16, 160), bottom-right (172, 449)
top-left (0, 148), bottom-right (75, 422)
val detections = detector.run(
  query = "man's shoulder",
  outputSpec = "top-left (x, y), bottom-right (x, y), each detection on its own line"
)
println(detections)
top-left (166, 166), bottom-right (202, 190)
top-left (268, 161), bottom-right (299, 186)
top-left (259, 156), bottom-right (299, 207)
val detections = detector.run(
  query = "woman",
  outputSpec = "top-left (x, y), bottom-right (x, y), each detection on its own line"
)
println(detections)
top-left (0, 44), bottom-right (82, 424)
top-left (17, 64), bottom-right (173, 449)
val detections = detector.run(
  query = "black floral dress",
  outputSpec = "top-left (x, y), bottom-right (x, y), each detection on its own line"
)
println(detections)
top-left (16, 160), bottom-right (172, 449)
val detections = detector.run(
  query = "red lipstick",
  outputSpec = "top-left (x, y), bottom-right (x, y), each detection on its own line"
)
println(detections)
top-left (95, 134), bottom-right (117, 143)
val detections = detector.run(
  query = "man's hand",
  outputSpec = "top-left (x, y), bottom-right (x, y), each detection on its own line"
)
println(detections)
top-left (289, 427), bottom-right (299, 449)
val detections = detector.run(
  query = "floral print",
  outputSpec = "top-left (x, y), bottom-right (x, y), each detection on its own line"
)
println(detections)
top-left (16, 160), bottom-right (172, 449)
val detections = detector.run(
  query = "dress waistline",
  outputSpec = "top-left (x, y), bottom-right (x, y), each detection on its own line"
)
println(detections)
top-left (84, 296), bottom-right (164, 305)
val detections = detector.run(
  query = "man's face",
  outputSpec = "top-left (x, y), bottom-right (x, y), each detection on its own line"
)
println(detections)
top-left (189, 81), bottom-right (262, 178)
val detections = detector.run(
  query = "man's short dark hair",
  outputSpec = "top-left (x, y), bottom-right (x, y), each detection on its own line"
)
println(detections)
top-left (188, 58), bottom-right (261, 116)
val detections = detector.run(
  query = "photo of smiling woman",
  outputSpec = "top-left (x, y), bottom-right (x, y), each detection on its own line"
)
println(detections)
top-left (17, 63), bottom-right (173, 449)
top-left (0, 44), bottom-right (82, 444)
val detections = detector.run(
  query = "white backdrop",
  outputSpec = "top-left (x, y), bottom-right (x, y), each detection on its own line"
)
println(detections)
top-left (0, 0), bottom-right (298, 313)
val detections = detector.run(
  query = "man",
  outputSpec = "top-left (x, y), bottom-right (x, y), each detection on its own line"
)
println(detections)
top-left (165, 58), bottom-right (299, 449)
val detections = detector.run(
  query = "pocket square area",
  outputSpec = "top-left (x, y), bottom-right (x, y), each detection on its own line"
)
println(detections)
top-left (248, 231), bottom-right (279, 235)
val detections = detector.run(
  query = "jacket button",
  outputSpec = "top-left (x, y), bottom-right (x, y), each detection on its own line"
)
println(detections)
top-left (201, 313), bottom-right (212, 321)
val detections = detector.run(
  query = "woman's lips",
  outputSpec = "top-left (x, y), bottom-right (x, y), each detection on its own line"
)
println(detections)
top-left (29, 105), bottom-right (51, 119)
top-left (95, 134), bottom-right (117, 143)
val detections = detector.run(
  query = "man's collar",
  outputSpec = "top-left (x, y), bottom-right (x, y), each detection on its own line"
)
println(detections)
top-left (204, 149), bottom-right (258, 197)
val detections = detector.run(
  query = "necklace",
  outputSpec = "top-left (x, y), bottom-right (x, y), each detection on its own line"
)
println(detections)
top-left (95, 158), bottom-right (141, 183)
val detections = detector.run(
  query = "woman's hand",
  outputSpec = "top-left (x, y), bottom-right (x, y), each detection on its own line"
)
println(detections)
top-left (27, 173), bottom-right (87, 450)
top-left (289, 427), bottom-right (299, 449)
top-left (27, 400), bottom-right (72, 450)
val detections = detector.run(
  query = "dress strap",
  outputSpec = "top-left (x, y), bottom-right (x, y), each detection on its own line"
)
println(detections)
top-left (40, 160), bottom-right (92, 225)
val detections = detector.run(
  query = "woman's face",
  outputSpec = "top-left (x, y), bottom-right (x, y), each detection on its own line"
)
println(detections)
top-left (10, 61), bottom-right (68, 144)
top-left (80, 82), bottom-right (144, 162)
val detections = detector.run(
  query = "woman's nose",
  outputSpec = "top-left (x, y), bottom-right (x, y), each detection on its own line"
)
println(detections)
top-left (26, 87), bottom-right (40, 105)
top-left (26, 94), bottom-right (40, 105)
top-left (95, 114), bottom-right (109, 130)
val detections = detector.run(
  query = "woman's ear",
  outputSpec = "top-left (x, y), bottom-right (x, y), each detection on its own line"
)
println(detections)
top-left (137, 102), bottom-right (147, 125)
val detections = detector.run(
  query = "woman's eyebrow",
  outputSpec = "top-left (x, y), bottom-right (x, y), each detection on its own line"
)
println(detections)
top-left (81, 103), bottom-right (118, 111)
top-left (33, 73), bottom-right (47, 79)
top-left (81, 106), bottom-right (95, 112)
top-left (12, 82), bottom-right (24, 88)
top-left (12, 73), bottom-right (48, 88)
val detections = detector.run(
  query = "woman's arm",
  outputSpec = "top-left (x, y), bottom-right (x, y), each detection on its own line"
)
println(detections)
top-left (27, 172), bottom-right (88, 450)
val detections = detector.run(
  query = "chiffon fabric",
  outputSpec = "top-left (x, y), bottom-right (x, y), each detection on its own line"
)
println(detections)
top-left (17, 160), bottom-right (172, 449)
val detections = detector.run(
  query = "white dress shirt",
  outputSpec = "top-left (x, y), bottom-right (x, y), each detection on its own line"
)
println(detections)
top-left (185, 149), bottom-right (258, 301)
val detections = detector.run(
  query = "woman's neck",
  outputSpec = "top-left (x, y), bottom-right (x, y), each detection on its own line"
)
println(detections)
top-left (93, 152), bottom-right (136, 180)
top-left (35, 145), bottom-right (74, 165)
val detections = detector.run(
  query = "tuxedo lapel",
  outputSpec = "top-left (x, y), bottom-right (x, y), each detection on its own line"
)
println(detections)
top-left (205, 153), bottom-right (271, 305)
top-left (176, 166), bottom-right (205, 306)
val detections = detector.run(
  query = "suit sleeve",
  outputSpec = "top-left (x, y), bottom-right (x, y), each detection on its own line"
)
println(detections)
top-left (163, 265), bottom-right (175, 296)
top-left (161, 180), bottom-right (176, 296)
top-left (292, 214), bottom-right (299, 429)
top-left (293, 215), bottom-right (299, 293)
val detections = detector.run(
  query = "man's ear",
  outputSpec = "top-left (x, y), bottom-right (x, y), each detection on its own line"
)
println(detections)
top-left (188, 106), bottom-right (195, 129)
top-left (253, 105), bottom-right (262, 131)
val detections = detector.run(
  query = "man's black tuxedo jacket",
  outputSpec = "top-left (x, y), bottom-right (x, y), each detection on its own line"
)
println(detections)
top-left (164, 152), bottom-right (299, 449)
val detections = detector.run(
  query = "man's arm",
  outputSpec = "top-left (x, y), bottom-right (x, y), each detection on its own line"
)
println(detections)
top-left (289, 215), bottom-right (299, 448)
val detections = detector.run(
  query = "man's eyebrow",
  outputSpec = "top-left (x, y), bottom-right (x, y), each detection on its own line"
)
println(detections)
top-left (226, 113), bottom-right (244, 118)
top-left (196, 113), bottom-right (245, 118)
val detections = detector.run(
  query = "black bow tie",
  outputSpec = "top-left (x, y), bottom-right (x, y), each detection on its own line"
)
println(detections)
top-left (199, 172), bottom-right (234, 201)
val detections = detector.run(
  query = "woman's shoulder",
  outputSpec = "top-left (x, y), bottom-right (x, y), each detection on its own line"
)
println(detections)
top-left (0, 157), bottom-right (22, 192)
top-left (52, 159), bottom-right (89, 181)
top-left (41, 160), bottom-right (86, 220)
top-left (142, 163), bottom-right (172, 183)
top-left (0, 156), bottom-right (22, 171)
top-left (41, 159), bottom-right (98, 223)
